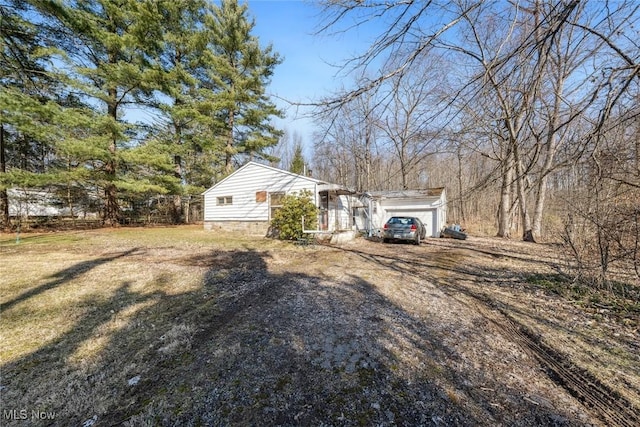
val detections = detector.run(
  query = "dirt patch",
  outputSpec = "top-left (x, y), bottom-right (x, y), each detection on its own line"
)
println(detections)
top-left (1, 230), bottom-right (638, 426)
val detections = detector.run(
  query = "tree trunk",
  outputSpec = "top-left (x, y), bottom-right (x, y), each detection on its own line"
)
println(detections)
top-left (399, 146), bottom-right (408, 190)
top-left (0, 124), bottom-right (10, 231)
top-left (456, 147), bottom-right (466, 224)
top-left (184, 195), bottom-right (191, 224)
top-left (172, 98), bottom-right (185, 224)
top-left (531, 173), bottom-right (548, 240)
top-left (172, 153), bottom-right (183, 224)
top-left (497, 151), bottom-right (513, 238)
top-left (225, 109), bottom-right (234, 174)
top-left (364, 126), bottom-right (371, 191)
top-left (513, 144), bottom-right (535, 242)
top-left (103, 88), bottom-right (120, 226)
top-left (532, 71), bottom-right (564, 241)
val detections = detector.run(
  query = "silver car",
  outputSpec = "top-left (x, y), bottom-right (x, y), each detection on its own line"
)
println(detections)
top-left (382, 216), bottom-right (426, 245)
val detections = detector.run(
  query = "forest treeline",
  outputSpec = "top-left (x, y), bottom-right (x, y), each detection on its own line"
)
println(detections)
top-left (1, 0), bottom-right (282, 226)
top-left (309, 1), bottom-right (639, 286)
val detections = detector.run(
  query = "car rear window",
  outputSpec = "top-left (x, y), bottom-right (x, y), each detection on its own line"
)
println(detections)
top-left (388, 217), bottom-right (414, 225)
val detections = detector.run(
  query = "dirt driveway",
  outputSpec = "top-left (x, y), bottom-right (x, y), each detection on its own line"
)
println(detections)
top-left (2, 230), bottom-right (638, 426)
top-left (119, 235), bottom-right (638, 426)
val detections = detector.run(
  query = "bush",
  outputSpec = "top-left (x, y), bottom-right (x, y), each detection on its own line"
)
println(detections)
top-left (269, 191), bottom-right (318, 240)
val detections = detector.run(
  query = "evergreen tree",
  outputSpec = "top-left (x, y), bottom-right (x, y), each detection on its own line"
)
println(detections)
top-left (0, 1), bottom-right (66, 229)
top-left (32, 0), bottom-right (174, 225)
top-left (2, 0), bottom-right (286, 228)
top-left (269, 190), bottom-right (318, 240)
top-left (290, 143), bottom-right (306, 175)
top-left (150, 0), bottom-right (219, 222)
top-left (206, 0), bottom-right (284, 173)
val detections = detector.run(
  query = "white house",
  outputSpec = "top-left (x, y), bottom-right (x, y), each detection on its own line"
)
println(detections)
top-left (355, 189), bottom-right (447, 238)
top-left (202, 162), bottom-right (355, 234)
top-left (7, 188), bottom-right (83, 217)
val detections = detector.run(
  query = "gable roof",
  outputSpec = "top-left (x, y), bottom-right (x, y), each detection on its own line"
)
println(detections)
top-left (202, 161), bottom-right (326, 195)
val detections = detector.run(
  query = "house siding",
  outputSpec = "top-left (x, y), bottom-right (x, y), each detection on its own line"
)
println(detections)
top-left (325, 194), bottom-right (355, 231)
top-left (203, 162), bottom-right (320, 224)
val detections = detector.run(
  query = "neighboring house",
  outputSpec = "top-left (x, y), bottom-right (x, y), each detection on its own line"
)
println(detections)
top-left (8, 188), bottom-right (71, 217)
top-left (202, 162), bottom-right (355, 234)
top-left (355, 189), bottom-right (447, 238)
top-left (7, 188), bottom-right (99, 219)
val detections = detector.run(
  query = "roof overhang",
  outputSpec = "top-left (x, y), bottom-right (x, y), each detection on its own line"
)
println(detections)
top-left (318, 183), bottom-right (356, 195)
top-left (363, 188), bottom-right (445, 200)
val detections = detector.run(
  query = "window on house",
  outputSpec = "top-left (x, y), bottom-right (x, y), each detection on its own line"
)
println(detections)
top-left (217, 196), bottom-right (233, 205)
top-left (269, 192), bottom-right (285, 218)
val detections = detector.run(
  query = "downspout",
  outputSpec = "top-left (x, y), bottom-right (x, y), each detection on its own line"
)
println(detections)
top-left (443, 194), bottom-right (447, 236)
top-left (348, 192), bottom-right (355, 231)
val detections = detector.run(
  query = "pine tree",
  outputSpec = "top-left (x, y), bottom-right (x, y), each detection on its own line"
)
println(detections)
top-left (0, 1), bottom-right (66, 229)
top-left (3, 0), bottom-right (286, 228)
top-left (150, 0), bottom-right (219, 222)
top-left (206, 0), bottom-right (283, 173)
top-left (290, 143), bottom-right (306, 175)
top-left (32, 0), bottom-right (172, 225)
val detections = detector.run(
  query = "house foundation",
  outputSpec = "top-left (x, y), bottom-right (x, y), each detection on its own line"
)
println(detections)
top-left (204, 220), bottom-right (269, 235)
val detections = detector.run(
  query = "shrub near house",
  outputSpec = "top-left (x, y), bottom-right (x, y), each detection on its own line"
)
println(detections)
top-left (269, 191), bottom-right (318, 240)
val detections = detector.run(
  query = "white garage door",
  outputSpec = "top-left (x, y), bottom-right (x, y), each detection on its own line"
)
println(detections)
top-left (385, 209), bottom-right (437, 237)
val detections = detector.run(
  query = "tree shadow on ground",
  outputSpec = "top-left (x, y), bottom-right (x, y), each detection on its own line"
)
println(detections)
top-left (1, 248), bottom-right (141, 311)
top-left (2, 244), bottom-right (599, 426)
top-left (339, 241), bottom-right (640, 427)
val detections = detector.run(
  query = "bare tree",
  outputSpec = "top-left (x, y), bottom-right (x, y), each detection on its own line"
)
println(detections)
top-left (314, 0), bottom-right (640, 249)
top-left (313, 88), bottom-right (382, 192)
top-left (374, 55), bottom-right (447, 190)
top-left (269, 128), bottom-right (305, 171)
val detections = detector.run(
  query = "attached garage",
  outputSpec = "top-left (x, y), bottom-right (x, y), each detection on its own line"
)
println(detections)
top-left (385, 208), bottom-right (437, 237)
top-left (359, 189), bottom-right (447, 238)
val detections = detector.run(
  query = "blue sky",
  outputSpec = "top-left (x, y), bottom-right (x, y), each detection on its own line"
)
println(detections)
top-left (246, 0), bottom-right (374, 147)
